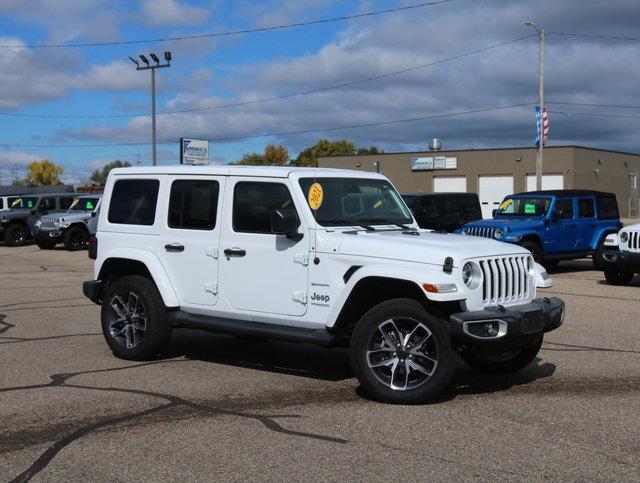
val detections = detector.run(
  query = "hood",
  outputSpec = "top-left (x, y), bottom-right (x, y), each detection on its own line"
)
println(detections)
top-left (465, 217), bottom-right (546, 230)
top-left (39, 211), bottom-right (90, 222)
top-left (0, 209), bottom-right (31, 220)
top-left (622, 223), bottom-right (640, 232)
top-left (333, 229), bottom-right (530, 267)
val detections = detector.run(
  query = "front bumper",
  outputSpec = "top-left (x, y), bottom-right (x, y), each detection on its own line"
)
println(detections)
top-left (602, 249), bottom-right (640, 274)
top-left (83, 280), bottom-right (104, 305)
top-left (32, 227), bottom-right (62, 241)
top-left (450, 297), bottom-right (564, 357)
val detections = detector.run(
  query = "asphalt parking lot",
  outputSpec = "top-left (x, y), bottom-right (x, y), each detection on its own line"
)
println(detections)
top-left (1, 245), bottom-right (639, 480)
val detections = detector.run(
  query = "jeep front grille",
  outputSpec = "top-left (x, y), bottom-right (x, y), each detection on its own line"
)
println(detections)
top-left (627, 231), bottom-right (640, 252)
top-left (467, 227), bottom-right (495, 239)
top-left (39, 219), bottom-right (58, 230)
top-left (479, 256), bottom-right (530, 306)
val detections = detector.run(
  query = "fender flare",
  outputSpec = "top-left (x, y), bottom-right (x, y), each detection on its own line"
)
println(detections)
top-left (96, 247), bottom-right (180, 308)
top-left (326, 264), bottom-right (464, 327)
top-left (593, 228), bottom-right (618, 250)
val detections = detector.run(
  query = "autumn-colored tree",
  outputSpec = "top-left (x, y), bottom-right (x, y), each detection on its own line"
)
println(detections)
top-left (294, 139), bottom-right (356, 167)
top-left (90, 160), bottom-right (132, 185)
top-left (231, 152), bottom-right (265, 165)
top-left (263, 144), bottom-right (289, 166)
top-left (24, 160), bottom-right (64, 186)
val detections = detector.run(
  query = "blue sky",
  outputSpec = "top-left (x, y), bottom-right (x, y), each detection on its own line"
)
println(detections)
top-left (0, 0), bottom-right (639, 185)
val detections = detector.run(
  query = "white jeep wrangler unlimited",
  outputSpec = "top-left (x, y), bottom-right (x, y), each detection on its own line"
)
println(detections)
top-left (83, 166), bottom-right (564, 403)
top-left (601, 223), bottom-right (640, 285)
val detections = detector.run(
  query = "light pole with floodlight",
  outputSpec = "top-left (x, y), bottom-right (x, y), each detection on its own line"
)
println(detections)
top-left (129, 51), bottom-right (171, 166)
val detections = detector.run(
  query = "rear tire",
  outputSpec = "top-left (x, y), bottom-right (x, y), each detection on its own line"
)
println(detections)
top-left (4, 224), bottom-right (27, 246)
top-left (349, 298), bottom-right (455, 404)
top-left (63, 226), bottom-right (88, 251)
top-left (101, 275), bottom-right (172, 361)
top-left (460, 335), bottom-right (543, 374)
top-left (604, 268), bottom-right (634, 285)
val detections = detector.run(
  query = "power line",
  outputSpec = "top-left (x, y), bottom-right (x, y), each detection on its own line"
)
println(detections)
top-left (547, 101), bottom-right (640, 110)
top-left (0, 0), bottom-right (454, 49)
top-left (0, 101), bottom-right (534, 148)
top-left (552, 32), bottom-right (640, 42)
top-left (548, 110), bottom-right (640, 119)
top-left (0, 34), bottom-right (534, 120)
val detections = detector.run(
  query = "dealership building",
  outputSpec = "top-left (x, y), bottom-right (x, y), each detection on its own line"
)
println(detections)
top-left (318, 145), bottom-right (640, 219)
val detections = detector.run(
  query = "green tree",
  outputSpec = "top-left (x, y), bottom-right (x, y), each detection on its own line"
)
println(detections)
top-left (90, 160), bottom-right (131, 185)
top-left (24, 160), bottom-right (64, 186)
top-left (231, 152), bottom-right (265, 165)
top-left (294, 139), bottom-right (356, 167)
top-left (357, 145), bottom-right (383, 155)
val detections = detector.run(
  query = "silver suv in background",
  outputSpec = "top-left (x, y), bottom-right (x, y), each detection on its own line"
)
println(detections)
top-left (32, 195), bottom-right (101, 250)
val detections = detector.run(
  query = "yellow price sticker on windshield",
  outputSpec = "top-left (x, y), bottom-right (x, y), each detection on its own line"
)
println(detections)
top-left (499, 199), bottom-right (512, 210)
top-left (373, 200), bottom-right (383, 208)
top-left (308, 182), bottom-right (323, 210)
top-left (70, 198), bottom-right (80, 209)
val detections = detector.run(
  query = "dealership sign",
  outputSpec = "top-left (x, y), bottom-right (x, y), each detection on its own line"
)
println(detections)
top-left (180, 138), bottom-right (209, 165)
top-left (410, 155), bottom-right (457, 171)
top-left (410, 156), bottom-right (434, 171)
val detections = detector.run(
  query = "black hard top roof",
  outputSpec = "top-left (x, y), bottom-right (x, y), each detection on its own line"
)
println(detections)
top-left (514, 189), bottom-right (616, 198)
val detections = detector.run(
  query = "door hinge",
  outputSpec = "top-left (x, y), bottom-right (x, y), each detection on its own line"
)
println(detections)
top-left (204, 283), bottom-right (218, 295)
top-left (294, 253), bottom-right (309, 266)
top-left (292, 291), bottom-right (307, 304)
top-left (205, 247), bottom-right (219, 259)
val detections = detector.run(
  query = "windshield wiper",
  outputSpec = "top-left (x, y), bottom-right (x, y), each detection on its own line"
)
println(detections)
top-left (357, 218), bottom-right (413, 230)
top-left (319, 219), bottom-right (375, 231)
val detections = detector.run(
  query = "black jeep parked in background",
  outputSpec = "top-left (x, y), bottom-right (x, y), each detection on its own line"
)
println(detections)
top-left (402, 192), bottom-right (482, 232)
top-left (0, 193), bottom-right (76, 246)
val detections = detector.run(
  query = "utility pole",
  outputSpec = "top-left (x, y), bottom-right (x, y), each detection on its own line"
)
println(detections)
top-left (129, 52), bottom-right (171, 167)
top-left (525, 22), bottom-right (544, 190)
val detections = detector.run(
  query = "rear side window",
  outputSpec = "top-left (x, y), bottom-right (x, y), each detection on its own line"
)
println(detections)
top-left (0, 198), bottom-right (3, 209)
top-left (40, 198), bottom-right (56, 210)
top-left (578, 199), bottom-right (595, 218)
top-left (554, 199), bottom-right (574, 219)
top-left (108, 179), bottom-right (159, 225)
top-left (597, 196), bottom-right (619, 220)
top-left (168, 180), bottom-right (220, 230)
top-left (457, 196), bottom-right (481, 216)
top-left (233, 182), bottom-right (297, 233)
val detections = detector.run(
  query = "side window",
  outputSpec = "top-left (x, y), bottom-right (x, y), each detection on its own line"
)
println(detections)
top-left (168, 179), bottom-right (220, 230)
top-left (59, 197), bottom-right (73, 210)
top-left (554, 199), bottom-right (574, 219)
top-left (108, 179), bottom-right (160, 225)
top-left (578, 199), bottom-right (595, 218)
top-left (233, 182), bottom-right (297, 234)
top-left (40, 198), bottom-right (55, 211)
top-left (419, 198), bottom-right (438, 218)
top-left (0, 198), bottom-right (3, 209)
top-left (597, 196), bottom-right (619, 220)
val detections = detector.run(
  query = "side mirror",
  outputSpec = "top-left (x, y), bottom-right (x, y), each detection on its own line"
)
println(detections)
top-left (271, 209), bottom-right (300, 239)
top-left (30, 209), bottom-right (37, 215)
top-left (91, 212), bottom-right (97, 218)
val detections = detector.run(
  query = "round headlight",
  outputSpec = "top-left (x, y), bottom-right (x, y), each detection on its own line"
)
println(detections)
top-left (462, 227), bottom-right (469, 235)
top-left (620, 232), bottom-right (629, 243)
top-left (494, 228), bottom-right (505, 239)
top-left (462, 261), bottom-right (481, 288)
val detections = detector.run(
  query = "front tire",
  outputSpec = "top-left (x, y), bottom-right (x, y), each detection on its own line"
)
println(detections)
top-left (349, 298), bottom-right (455, 404)
top-left (101, 275), bottom-right (172, 360)
top-left (460, 335), bottom-right (543, 374)
top-left (63, 226), bottom-right (88, 251)
top-left (604, 268), bottom-right (634, 285)
top-left (4, 224), bottom-right (28, 246)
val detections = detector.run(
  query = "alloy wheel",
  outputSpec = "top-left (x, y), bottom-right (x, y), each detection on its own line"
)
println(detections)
top-left (107, 291), bottom-right (147, 349)
top-left (366, 317), bottom-right (439, 391)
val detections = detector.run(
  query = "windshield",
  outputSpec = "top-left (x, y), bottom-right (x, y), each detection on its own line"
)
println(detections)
top-left (69, 197), bottom-right (99, 211)
top-left (10, 197), bottom-right (38, 210)
top-left (299, 177), bottom-right (413, 227)
top-left (495, 197), bottom-right (551, 217)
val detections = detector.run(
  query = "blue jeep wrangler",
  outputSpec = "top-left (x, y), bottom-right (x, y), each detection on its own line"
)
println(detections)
top-left (460, 190), bottom-right (621, 269)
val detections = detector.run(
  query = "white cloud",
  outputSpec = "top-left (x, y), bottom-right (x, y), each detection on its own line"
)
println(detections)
top-left (139, 0), bottom-right (210, 27)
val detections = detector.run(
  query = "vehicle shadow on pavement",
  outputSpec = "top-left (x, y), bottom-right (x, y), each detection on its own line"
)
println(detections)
top-left (547, 259), bottom-right (595, 274)
top-left (162, 328), bottom-right (353, 381)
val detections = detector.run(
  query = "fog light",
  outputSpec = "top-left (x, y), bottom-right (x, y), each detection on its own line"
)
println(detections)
top-left (463, 320), bottom-right (507, 339)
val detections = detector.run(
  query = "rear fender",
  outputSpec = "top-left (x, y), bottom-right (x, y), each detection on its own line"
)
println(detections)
top-left (96, 248), bottom-right (180, 308)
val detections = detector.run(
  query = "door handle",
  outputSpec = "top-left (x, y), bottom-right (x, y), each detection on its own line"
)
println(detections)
top-left (165, 243), bottom-right (185, 253)
top-left (224, 248), bottom-right (246, 257)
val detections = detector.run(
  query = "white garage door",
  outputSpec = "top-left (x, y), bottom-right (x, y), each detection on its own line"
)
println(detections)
top-left (479, 175), bottom-right (514, 219)
top-left (526, 173), bottom-right (564, 191)
top-left (433, 176), bottom-right (467, 193)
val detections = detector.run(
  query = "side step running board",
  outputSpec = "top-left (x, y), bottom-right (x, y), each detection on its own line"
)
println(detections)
top-left (167, 311), bottom-right (339, 346)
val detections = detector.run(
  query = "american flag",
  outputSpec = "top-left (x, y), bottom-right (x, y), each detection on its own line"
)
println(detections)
top-left (535, 106), bottom-right (549, 147)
